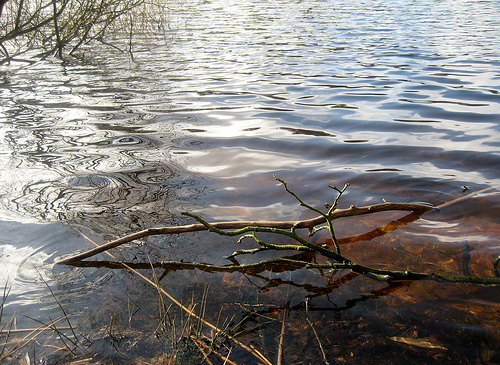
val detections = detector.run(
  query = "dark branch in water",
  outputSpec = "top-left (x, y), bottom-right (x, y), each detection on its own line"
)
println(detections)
top-left (67, 258), bottom-right (500, 285)
top-left (55, 177), bottom-right (500, 286)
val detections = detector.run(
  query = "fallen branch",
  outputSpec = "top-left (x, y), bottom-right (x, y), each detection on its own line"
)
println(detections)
top-left (67, 258), bottom-right (500, 285)
top-left (55, 201), bottom-right (431, 264)
top-left (55, 177), bottom-right (500, 286)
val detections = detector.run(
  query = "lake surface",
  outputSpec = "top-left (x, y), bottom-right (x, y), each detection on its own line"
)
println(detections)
top-left (1, 0), bottom-right (500, 363)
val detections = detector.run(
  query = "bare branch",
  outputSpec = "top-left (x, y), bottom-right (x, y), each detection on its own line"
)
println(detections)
top-left (54, 178), bottom-right (500, 286)
top-left (55, 200), bottom-right (432, 264)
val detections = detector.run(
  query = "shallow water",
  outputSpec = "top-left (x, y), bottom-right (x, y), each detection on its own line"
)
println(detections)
top-left (1, 0), bottom-right (500, 363)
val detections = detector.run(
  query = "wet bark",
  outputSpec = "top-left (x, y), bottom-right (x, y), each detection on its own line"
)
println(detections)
top-left (55, 178), bottom-right (500, 286)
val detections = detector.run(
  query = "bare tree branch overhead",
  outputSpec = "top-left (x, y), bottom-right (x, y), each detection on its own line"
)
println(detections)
top-left (0, 0), bottom-right (174, 63)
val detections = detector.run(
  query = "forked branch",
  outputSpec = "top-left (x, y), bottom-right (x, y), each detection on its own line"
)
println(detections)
top-left (55, 202), bottom-right (431, 264)
top-left (55, 177), bottom-right (500, 285)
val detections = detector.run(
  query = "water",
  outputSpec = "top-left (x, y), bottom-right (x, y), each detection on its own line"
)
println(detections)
top-left (1, 0), bottom-right (500, 363)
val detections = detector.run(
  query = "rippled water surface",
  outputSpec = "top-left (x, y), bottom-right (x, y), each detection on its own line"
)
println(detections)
top-left (1, 0), bottom-right (500, 363)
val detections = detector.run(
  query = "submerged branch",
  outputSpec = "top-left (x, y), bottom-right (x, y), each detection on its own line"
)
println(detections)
top-left (67, 259), bottom-right (500, 285)
top-left (55, 201), bottom-right (431, 264)
top-left (55, 178), bottom-right (500, 286)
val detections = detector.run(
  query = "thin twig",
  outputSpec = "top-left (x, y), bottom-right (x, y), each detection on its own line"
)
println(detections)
top-left (435, 185), bottom-right (498, 209)
top-left (306, 317), bottom-right (329, 365)
top-left (276, 303), bottom-right (287, 365)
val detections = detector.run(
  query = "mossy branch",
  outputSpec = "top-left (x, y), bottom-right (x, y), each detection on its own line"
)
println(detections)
top-left (181, 211), bottom-right (347, 263)
top-left (55, 177), bottom-right (500, 285)
top-left (274, 174), bottom-right (347, 253)
top-left (180, 209), bottom-right (500, 285)
top-left (55, 200), bottom-right (432, 264)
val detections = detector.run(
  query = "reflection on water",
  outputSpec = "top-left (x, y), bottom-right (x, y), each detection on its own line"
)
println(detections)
top-left (0, 0), bottom-right (500, 362)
